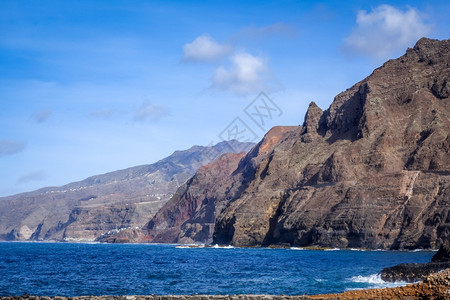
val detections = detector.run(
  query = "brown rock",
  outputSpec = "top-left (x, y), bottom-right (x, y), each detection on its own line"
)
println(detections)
top-left (213, 38), bottom-right (450, 249)
top-left (432, 241), bottom-right (450, 262)
top-left (144, 152), bottom-right (248, 244)
top-left (108, 126), bottom-right (298, 244)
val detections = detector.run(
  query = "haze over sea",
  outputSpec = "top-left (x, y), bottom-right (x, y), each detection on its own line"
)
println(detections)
top-left (0, 242), bottom-right (434, 297)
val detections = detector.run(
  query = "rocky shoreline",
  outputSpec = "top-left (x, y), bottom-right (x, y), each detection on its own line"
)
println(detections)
top-left (380, 242), bottom-right (450, 282)
top-left (1, 268), bottom-right (449, 300)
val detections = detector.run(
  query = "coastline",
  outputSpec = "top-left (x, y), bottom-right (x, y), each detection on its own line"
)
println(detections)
top-left (0, 240), bottom-right (441, 252)
top-left (1, 269), bottom-right (449, 300)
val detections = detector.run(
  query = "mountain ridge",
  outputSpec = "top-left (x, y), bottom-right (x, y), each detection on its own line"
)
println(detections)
top-left (0, 140), bottom-right (254, 242)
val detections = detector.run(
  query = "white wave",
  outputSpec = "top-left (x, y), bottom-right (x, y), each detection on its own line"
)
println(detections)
top-left (348, 273), bottom-right (411, 289)
top-left (211, 244), bottom-right (234, 249)
top-left (409, 249), bottom-right (437, 252)
top-left (290, 247), bottom-right (305, 250)
top-left (349, 248), bottom-right (366, 251)
top-left (351, 274), bottom-right (385, 284)
top-left (324, 248), bottom-right (340, 251)
top-left (175, 244), bottom-right (205, 249)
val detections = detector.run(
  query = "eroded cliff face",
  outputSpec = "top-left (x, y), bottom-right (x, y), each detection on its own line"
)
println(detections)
top-left (105, 126), bottom-right (298, 244)
top-left (213, 38), bottom-right (449, 249)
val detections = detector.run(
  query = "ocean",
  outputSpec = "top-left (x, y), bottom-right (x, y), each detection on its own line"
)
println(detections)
top-left (0, 242), bottom-right (434, 297)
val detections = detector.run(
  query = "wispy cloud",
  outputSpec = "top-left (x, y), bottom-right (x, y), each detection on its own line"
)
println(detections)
top-left (183, 34), bottom-right (232, 62)
top-left (0, 139), bottom-right (26, 157)
top-left (212, 52), bottom-right (268, 95)
top-left (17, 170), bottom-right (46, 183)
top-left (32, 109), bottom-right (52, 123)
top-left (344, 5), bottom-right (431, 60)
top-left (134, 102), bottom-right (170, 122)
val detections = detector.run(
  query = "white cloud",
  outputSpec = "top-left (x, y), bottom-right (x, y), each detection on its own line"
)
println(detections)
top-left (212, 52), bottom-right (268, 95)
top-left (183, 34), bottom-right (232, 62)
top-left (344, 5), bottom-right (431, 60)
top-left (32, 109), bottom-right (52, 123)
top-left (0, 139), bottom-right (26, 157)
top-left (17, 170), bottom-right (46, 183)
top-left (134, 102), bottom-right (170, 122)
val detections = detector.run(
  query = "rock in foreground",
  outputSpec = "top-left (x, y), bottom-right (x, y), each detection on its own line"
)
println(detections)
top-left (381, 242), bottom-right (450, 282)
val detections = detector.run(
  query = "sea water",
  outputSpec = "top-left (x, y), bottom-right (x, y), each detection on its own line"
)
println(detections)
top-left (0, 242), bottom-right (434, 296)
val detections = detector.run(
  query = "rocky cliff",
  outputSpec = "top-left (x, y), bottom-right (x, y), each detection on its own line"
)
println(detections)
top-left (213, 38), bottom-right (449, 249)
top-left (0, 140), bottom-right (253, 242)
top-left (122, 38), bottom-right (449, 249)
top-left (103, 126), bottom-right (297, 243)
top-left (213, 37), bottom-right (449, 249)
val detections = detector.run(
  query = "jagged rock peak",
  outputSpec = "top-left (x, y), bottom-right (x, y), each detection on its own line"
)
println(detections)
top-left (302, 102), bottom-right (323, 133)
top-left (257, 126), bottom-right (299, 156)
top-left (410, 37), bottom-right (450, 65)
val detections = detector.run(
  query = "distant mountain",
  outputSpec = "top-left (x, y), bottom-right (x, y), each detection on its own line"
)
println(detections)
top-left (111, 38), bottom-right (449, 249)
top-left (0, 140), bottom-right (254, 242)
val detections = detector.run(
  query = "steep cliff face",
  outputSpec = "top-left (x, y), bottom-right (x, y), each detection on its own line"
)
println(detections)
top-left (213, 38), bottom-right (449, 249)
top-left (0, 140), bottom-right (253, 242)
top-left (154, 126), bottom-right (299, 244)
top-left (145, 152), bottom-right (247, 244)
top-left (104, 126), bottom-right (298, 243)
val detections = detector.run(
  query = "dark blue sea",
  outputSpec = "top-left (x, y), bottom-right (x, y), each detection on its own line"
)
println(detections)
top-left (0, 242), bottom-right (434, 296)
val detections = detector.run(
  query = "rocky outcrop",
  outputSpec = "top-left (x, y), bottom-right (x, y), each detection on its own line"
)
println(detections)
top-left (212, 38), bottom-right (449, 249)
top-left (381, 242), bottom-right (450, 282)
top-left (380, 262), bottom-right (450, 283)
top-left (432, 241), bottom-right (450, 262)
top-left (311, 268), bottom-right (450, 299)
top-left (2, 269), bottom-right (450, 299)
top-left (0, 140), bottom-right (253, 242)
top-left (104, 126), bottom-right (297, 243)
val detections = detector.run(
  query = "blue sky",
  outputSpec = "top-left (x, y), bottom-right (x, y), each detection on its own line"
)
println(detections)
top-left (1, 0), bottom-right (449, 196)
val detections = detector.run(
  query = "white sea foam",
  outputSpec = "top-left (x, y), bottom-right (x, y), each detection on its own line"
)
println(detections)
top-left (409, 249), bottom-right (437, 252)
top-left (175, 244), bottom-right (205, 249)
top-left (290, 247), bottom-right (306, 250)
top-left (175, 244), bottom-right (235, 249)
top-left (348, 273), bottom-right (412, 289)
top-left (350, 274), bottom-right (385, 284)
top-left (211, 244), bottom-right (234, 249)
top-left (324, 248), bottom-right (340, 251)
